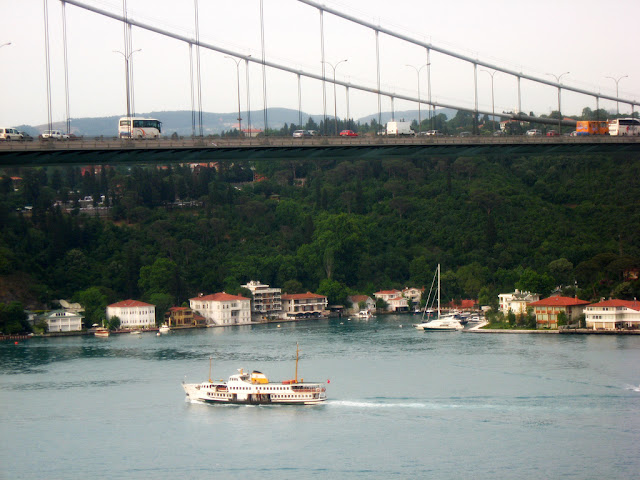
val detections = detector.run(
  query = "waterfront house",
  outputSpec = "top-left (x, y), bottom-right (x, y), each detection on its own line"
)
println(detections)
top-left (374, 289), bottom-right (402, 303)
top-left (529, 295), bottom-right (590, 329)
top-left (280, 292), bottom-right (328, 319)
top-left (373, 289), bottom-right (408, 312)
top-left (241, 280), bottom-right (282, 319)
top-left (106, 299), bottom-right (156, 329)
top-left (584, 299), bottom-right (640, 330)
top-left (498, 290), bottom-right (540, 316)
top-left (164, 306), bottom-right (206, 327)
top-left (402, 287), bottom-right (424, 305)
top-left (189, 292), bottom-right (251, 326)
top-left (43, 310), bottom-right (83, 333)
top-left (347, 295), bottom-right (375, 314)
top-left (387, 295), bottom-right (409, 312)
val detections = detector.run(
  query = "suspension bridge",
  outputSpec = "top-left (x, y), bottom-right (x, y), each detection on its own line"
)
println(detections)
top-left (1, 0), bottom-right (639, 166)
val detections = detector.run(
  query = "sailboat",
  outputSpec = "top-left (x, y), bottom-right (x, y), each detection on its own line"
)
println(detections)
top-left (413, 264), bottom-right (464, 331)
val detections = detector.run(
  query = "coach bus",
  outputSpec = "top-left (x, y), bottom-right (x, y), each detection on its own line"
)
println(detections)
top-left (607, 118), bottom-right (640, 136)
top-left (118, 117), bottom-right (162, 139)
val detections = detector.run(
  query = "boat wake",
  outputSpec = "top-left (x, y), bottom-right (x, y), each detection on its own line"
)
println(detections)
top-left (624, 384), bottom-right (640, 392)
top-left (329, 399), bottom-right (467, 410)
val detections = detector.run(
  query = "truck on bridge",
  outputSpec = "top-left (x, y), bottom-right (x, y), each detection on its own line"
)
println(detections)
top-left (576, 120), bottom-right (608, 136)
top-left (386, 121), bottom-right (414, 136)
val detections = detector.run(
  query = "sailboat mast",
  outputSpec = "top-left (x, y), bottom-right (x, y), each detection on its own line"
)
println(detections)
top-left (437, 264), bottom-right (441, 318)
top-left (295, 343), bottom-right (299, 383)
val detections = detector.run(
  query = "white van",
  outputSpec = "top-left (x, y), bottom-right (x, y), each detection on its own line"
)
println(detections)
top-left (0, 128), bottom-right (23, 141)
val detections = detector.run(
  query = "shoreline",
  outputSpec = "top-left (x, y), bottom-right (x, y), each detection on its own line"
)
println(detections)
top-left (7, 316), bottom-right (640, 340)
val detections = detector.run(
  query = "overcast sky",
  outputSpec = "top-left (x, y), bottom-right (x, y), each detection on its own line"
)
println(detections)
top-left (1, 0), bottom-right (638, 128)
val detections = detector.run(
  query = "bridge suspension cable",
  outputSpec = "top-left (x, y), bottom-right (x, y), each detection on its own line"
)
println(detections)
top-left (297, 0), bottom-right (638, 109)
top-left (58, 0), bottom-right (631, 126)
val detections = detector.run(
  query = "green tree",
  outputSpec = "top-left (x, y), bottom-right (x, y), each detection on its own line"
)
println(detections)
top-left (0, 302), bottom-right (30, 334)
top-left (548, 258), bottom-right (574, 287)
top-left (515, 268), bottom-right (555, 297)
top-left (282, 279), bottom-right (304, 294)
top-left (138, 258), bottom-right (182, 300)
top-left (375, 297), bottom-right (388, 313)
top-left (74, 287), bottom-right (109, 328)
top-left (317, 278), bottom-right (349, 306)
top-left (107, 315), bottom-right (121, 331)
top-left (557, 311), bottom-right (568, 327)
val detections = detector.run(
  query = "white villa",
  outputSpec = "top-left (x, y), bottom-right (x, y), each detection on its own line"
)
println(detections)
top-left (189, 292), bottom-right (252, 326)
top-left (241, 280), bottom-right (282, 318)
top-left (402, 287), bottom-right (424, 304)
top-left (584, 299), bottom-right (640, 330)
top-left (280, 292), bottom-right (328, 319)
top-left (106, 299), bottom-right (156, 328)
top-left (498, 290), bottom-right (540, 316)
top-left (44, 310), bottom-right (83, 332)
top-left (373, 289), bottom-right (409, 312)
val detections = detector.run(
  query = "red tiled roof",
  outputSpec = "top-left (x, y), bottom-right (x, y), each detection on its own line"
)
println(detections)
top-left (349, 295), bottom-right (371, 303)
top-left (529, 295), bottom-right (590, 307)
top-left (191, 292), bottom-right (249, 302)
top-left (108, 299), bottom-right (154, 308)
top-left (169, 306), bottom-right (189, 311)
top-left (281, 292), bottom-right (327, 300)
top-left (588, 299), bottom-right (640, 311)
top-left (447, 299), bottom-right (477, 309)
top-left (375, 289), bottom-right (402, 295)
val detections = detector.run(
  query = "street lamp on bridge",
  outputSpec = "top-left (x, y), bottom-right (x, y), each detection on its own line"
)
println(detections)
top-left (405, 63), bottom-right (429, 134)
top-left (546, 71), bottom-right (569, 135)
top-left (322, 59), bottom-right (348, 136)
top-left (113, 48), bottom-right (142, 138)
top-left (481, 69), bottom-right (499, 130)
top-left (606, 75), bottom-right (628, 116)
top-left (225, 55), bottom-right (243, 135)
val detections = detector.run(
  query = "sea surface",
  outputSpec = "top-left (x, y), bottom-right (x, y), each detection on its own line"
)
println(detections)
top-left (1, 315), bottom-right (639, 479)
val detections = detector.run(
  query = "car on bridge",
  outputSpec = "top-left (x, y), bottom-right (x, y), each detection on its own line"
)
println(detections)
top-left (546, 130), bottom-right (559, 136)
top-left (0, 128), bottom-right (23, 141)
top-left (41, 130), bottom-right (69, 140)
top-left (526, 129), bottom-right (542, 136)
top-left (339, 130), bottom-right (358, 137)
top-left (292, 130), bottom-right (311, 138)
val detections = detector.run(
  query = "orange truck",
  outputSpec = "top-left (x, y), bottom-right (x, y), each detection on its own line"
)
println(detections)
top-left (575, 120), bottom-right (609, 135)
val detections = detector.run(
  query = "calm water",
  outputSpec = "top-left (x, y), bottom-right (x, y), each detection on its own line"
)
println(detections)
top-left (1, 316), bottom-right (639, 479)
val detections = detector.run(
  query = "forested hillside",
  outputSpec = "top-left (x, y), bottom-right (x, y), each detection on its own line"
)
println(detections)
top-left (1, 151), bottom-right (639, 328)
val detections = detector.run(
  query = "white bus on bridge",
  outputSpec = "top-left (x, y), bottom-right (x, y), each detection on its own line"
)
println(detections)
top-left (607, 118), bottom-right (640, 136)
top-left (118, 117), bottom-right (162, 139)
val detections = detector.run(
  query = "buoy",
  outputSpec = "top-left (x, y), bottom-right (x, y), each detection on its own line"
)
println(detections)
top-left (327, 379), bottom-right (330, 384)
top-left (277, 324), bottom-right (281, 328)
top-left (14, 341), bottom-right (19, 345)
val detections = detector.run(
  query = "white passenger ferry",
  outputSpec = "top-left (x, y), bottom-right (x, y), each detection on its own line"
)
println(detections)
top-left (182, 346), bottom-right (327, 405)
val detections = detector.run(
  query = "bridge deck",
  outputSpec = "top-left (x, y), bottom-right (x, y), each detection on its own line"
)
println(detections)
top-left (1, 136), bottom-right (639, 166)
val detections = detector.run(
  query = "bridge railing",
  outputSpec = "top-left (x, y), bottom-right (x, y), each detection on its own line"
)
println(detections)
top-left (1, 135), bottom-right (639, 153)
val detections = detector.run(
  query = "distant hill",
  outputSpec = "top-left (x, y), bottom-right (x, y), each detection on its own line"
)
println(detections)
top-left (24, 107), bottom-right (455, 137)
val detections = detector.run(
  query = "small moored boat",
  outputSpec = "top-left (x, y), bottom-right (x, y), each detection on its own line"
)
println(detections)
top-left (94, 327), bottom-right (110, 338)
